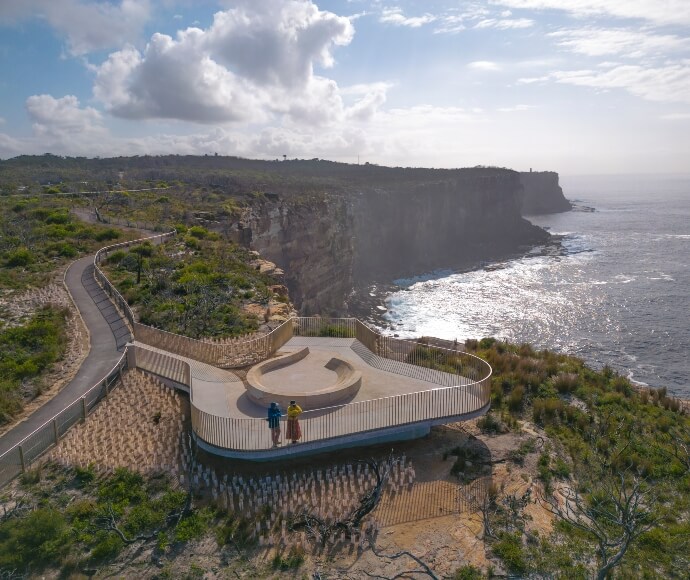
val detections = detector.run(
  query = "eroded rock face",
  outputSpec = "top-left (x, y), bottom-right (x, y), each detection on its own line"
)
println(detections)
top-left (519, 171), bottom-right (572, 215)
top-left (242, 168), bottom-right (550, 314)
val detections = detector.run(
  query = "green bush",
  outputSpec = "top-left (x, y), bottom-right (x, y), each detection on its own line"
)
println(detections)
top-left (272, 545), bottom-right (305, 570)
top-left (0, 508), bottom-right (71, 569)
top-left (492, 533), bottom-right (527, 574)
top-left (94, 227), bottom-right (121, 242)
top-left (89, 532), bottom-right (124, 563)
top-left (174, 508), bottom-right (212, 542)
top-left (507, 385), bottom-right (525, 412)
top-left (4, 247), bottom-right (35, 267)
top-left (454, 565), bottom-right (483, 580)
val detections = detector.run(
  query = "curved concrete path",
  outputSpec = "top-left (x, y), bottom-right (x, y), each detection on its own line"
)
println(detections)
top-left (0, 255), bottom-right (128, 455)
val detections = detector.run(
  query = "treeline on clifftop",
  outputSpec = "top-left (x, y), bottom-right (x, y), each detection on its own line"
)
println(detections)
top-left (0, 153), bottom-right (518, 195)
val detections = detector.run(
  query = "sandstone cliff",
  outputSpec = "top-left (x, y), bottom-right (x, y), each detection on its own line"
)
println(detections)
top-left (519, 171), bottom-right (572, 214)
top-left (243, 167), bottom-right (549, 314)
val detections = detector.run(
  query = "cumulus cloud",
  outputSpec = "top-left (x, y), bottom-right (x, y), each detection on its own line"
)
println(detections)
top-left (26, 94), bottom-right (105, 138)
top-left (490, 0), bottom-right (690, 27)
top-left (0, 0), bottom-right (151, 55)
top-left (93, 1), bottom-right (370, 125)
top-left (2, 94), bottom-right (110, 157)
top-left (379, 7), bottom-right (436, 27)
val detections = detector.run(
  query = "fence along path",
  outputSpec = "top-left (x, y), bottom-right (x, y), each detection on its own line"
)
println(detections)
top-left (0, 229), bottom-right (492, 484)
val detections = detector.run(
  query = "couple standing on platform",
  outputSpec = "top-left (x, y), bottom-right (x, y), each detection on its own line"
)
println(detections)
top-left (267, 400), bottom-right (302, 447)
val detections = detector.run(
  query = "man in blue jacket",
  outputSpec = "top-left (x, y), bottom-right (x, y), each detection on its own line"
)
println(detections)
top-left (267, 401), bottom-right (282, 447)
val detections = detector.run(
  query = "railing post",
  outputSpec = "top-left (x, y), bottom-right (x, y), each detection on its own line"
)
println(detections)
top-left (18, 445), bottom-right (25, 473)
top-left (53, 419), bottom-right (59, 444)
top-left (81, 397), bottom-right (87, 421)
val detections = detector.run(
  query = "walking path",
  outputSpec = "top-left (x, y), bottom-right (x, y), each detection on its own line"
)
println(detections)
top-left (0, 256), bottom-right (128, 455)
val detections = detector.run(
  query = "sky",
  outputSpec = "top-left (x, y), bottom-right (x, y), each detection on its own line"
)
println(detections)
top-left (0, 0), bottom-right (688, 175)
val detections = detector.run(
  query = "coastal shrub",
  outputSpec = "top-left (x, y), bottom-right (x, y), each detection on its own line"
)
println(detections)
top-left (553, 372), bottom-right (579, 394)
top-left (316, 324), bottom-right (355, 338)
top-left (0, 306), bottom-right (67, 422)
top-left (216, 513), bottom-right (254, 548)
top-left (188, 225), bottom-right (209, 239)
top-left (46, 241), bottom-right (78, 258)
top-left (537, 453), bottom-right (552, 490)
top-left (174, 508), bottom-right (213, 542)
top-left (611, 376), bottom-right (633, 397)
top-left (479, 337), bottom-right (496, 349)
top-left (89, 532), bottom-right (124, 563)
top-left (0, 508), bottom-right (71, 569)
top-left (477, 412), bottom-right (504, 434)
top-left (507, 385), bottom-right (526, 412)
top-left (272, 546), bottom-right (305, 570)
top-left (4, 247), bottom-right (35, 267)
top-left (454, 565), bottom-right (483, 580)
top-left (94, 227), bottom-right (121, 242)
top-left (464, 338), bottom-right (478, 351)
top-left (492, 532), bottom-right (528, 574)
top-left (532, 398), bottom-right (565, 426)
top-left (107, 249), bottom-right (127, 264)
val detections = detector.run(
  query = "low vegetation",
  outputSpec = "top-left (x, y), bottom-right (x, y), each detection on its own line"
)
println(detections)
top-left (102, 225), bottom-right (277, 338)
top-left (0, 306), bottom-right (68, 424)
top-left (458, 337), bottom-right (690, 578)
top-left (0, 197), bottom-right (135, 290)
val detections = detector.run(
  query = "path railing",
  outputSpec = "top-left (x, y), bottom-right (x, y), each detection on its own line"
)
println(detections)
top-left (0, 353), bottom-right (129, 487)
top-left (93, 230), bottom-right (176, 327)
top-left (129, 337), bottom-right (491, 455)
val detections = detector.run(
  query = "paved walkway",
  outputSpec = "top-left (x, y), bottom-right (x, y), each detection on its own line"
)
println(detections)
top-left (0, 256), bottom-right (128, 455)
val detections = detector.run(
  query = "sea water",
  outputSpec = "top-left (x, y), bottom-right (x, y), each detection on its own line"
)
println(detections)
top-left (381, 175), bottom-right (690, 396)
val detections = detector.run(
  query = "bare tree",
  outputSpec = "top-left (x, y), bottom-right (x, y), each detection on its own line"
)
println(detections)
top-left (539, 470), bottom-right (659, 580)
top-left (289, 454), bottom-right (396, 545)
top-left (655, 427), bottom-right (690, 474)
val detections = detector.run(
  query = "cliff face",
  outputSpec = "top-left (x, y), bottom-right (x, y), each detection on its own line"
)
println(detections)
top-left (519, 171), bottom-right (572, 214)
top-left (244, 168), bottom-right (549, 314)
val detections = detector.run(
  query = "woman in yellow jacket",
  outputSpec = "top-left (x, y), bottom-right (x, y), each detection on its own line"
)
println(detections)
top-left (286, 400), bottom-right (303, 443)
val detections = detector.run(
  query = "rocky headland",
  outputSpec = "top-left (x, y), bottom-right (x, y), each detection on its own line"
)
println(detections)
top-left (519, 170), bottom-right (572, 214)
top-left (242, 166), bottom-right (552, 314)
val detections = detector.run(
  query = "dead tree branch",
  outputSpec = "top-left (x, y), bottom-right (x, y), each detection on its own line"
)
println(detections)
top-left (538, 470), bottom-right (660, 580)
top-left (290, 453), bottom-right (396, 545)
top-left (364, 531), bottom-right (439, 580)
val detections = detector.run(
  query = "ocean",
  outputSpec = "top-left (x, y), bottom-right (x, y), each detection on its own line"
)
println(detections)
top-left (379, 175), bottom-right (690, 396)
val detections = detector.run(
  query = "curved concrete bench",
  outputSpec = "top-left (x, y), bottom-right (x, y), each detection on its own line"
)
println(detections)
top-left (245, 348), bottom-right (362, 410)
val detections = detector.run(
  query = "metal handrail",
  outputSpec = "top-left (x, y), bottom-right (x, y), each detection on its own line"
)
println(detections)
top-left (0, 351), bottom-right (128, 484)
top-left (93, 229), bottom-right (177, 326)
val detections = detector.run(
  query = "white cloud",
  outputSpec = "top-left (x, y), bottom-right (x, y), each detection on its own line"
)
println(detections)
top-left (549, 28), bottom-right (690, 58)
top-left (490, 0), bottom-right (690, 27)
top-left (0, 0), bottom-right (151, 55)
top-left (379, 7), bottom-right (436, 27)
top-left (468, 60), bottom-right (502, 71)
top-left (22, 94), bottom-right (107, 154)
top-left (93, 1), bottom-right (373, 126)
top-left (26, 94), bottom-right (104, 135)
top-left (474, 17), bottom-right (534, 29)
top-left (549, 64), bottom-right (690, 103)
